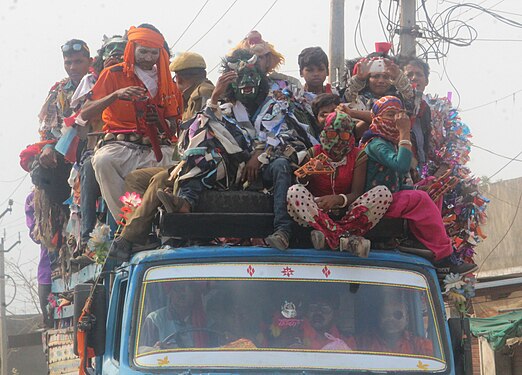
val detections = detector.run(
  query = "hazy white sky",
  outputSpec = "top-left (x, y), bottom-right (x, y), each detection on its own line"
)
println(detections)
top-left (0, 0), bottom-right (521, 313)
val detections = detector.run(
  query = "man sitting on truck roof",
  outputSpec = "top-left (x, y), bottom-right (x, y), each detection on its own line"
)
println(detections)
top-left (109, 52), bottom-right (215, 255)
top-left (109, 50), bottom-right (263, 261)
top-left (80, 24), bottom-right (182, 223)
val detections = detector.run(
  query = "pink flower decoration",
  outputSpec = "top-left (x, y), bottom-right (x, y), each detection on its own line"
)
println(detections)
top-left (119, 192), bottom-right (142, 208)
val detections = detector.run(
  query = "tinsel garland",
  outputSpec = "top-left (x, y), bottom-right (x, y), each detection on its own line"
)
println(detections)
top-left (425, 95), bottom-right (489, 263)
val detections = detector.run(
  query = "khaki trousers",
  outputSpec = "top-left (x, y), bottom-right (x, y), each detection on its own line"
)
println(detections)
top-left (121, 167), bottom-right (171, 244)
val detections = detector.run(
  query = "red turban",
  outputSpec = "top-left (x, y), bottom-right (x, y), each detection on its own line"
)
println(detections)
top-left (19, 140), bottom-right (55, 172)
top-left (123, 26), bottom-right (176, 106)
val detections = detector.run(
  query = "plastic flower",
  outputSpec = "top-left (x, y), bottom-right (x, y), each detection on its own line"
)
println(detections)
top-left (443, 273), bottom-right (466, 294)
top-left (447, 290), bottom-right (466, 304)
top-left (119, 192), bottom-right (142, 208)
top-left (87, 224), bottom-right (111, 264)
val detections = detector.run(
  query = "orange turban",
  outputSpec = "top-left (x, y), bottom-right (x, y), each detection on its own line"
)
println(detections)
top-left (123, 26), bottom-right (176, 106)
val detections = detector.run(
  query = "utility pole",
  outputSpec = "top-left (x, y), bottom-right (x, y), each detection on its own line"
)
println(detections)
top-left (399, 0), bottom-right (418, 59)
top-left (0, 200), bottom-right (20, 375)
top-left (329, 0), bottom-right (345, 86)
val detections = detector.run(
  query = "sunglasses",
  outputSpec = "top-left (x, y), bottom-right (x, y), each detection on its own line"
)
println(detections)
top-left (61, 43), bottom-right (89, 53)
top-left (384, 310), bottom-right (405, 320)
top-left (324, 130), bottom-right (352, 141)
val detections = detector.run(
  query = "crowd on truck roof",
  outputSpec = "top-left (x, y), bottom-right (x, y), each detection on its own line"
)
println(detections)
top-left (20, 25), bottom-right (478, 329)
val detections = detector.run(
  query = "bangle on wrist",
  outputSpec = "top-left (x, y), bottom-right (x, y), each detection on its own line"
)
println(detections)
top-left (399, 139), bottom-right (412, 147)
top-left (206, 99), bottom-right (219, 110)
top-left (338, 194), bottom-right (348, 208)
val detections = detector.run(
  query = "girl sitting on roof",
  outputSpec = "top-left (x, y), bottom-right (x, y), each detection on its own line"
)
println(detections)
top-left (287, 111), bottom-right (392, 256)
top-left (361, 95), bottom-right (477, 275)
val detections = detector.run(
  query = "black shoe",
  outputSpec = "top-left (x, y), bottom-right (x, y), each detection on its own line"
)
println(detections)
top-left (70, 254), bottom-right (96, 267)
top-left (131, 237), bottom-right (161, 252)
top-left (435, 256), bottom-right (478, 275)
top-left (108, 236), bottom-right (132, 262)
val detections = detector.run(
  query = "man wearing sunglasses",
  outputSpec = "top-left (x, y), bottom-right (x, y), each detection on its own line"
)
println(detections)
top-left (358, 299), bottom-right (433, 356)
top-left (28, 39), bottom-right (91, 300)
top-left (38, 39), bottom-right (92, 167)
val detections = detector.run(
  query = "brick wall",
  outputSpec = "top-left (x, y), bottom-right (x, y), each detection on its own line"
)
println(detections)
top-left (471, 337), bottom-right (481, 375)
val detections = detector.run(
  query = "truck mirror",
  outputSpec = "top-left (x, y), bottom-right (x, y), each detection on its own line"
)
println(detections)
top-left (448, 317), bottom-right (473, 375)
top-left (73, 283), bottom-right (107, 357)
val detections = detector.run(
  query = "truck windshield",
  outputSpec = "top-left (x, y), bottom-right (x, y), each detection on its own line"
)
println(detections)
top-left (133, 262), bottom-right (447, 373)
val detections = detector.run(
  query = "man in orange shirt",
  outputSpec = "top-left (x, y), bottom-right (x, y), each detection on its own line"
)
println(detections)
top-left (81, 24), bottom-right (182, 220)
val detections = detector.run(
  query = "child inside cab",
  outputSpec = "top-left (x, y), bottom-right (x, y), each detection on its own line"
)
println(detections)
top-left (287, 110), bottom-right (391, 256)
top-left (360, 96), bottom-right (477, 275)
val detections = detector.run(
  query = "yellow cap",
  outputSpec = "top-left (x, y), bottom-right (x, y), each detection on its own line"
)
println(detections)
top-left (170, 52), bottom-right (206, 72)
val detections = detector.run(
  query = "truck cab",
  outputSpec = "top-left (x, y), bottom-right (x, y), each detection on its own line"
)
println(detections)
top-left (92, 246), bottom-right (466, 374)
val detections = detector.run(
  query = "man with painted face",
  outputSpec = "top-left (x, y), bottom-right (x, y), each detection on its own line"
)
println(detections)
top-left (240, 77), bottom-right (320, 249)
top-left (109, 50), bottom-right (262, 261)
top-left (81, 24), bottom-right (182, 223)
top-left (301, 290), bottom-right (356, 350)
top-left (157, 48), bottom-right (266, 214)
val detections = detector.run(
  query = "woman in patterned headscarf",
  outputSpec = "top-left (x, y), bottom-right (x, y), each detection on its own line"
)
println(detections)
top-left (361, 96), bottom-right (477, 275)
top-left (287, 111), bottom-right (392, 255)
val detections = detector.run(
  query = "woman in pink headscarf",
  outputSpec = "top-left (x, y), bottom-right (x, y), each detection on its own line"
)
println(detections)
top-left (361, 96), bottom-right (476, 275)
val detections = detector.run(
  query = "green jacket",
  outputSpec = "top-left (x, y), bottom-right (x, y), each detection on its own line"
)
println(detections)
top-left (364, 137), bottom-right (413, 193)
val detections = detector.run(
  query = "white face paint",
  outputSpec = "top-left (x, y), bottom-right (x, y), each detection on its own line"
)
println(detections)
top-left (134, 44), bottom-right (160, 70)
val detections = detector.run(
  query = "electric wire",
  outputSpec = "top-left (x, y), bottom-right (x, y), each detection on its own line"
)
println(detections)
top-left (250, 0), bottom-right (278, 31)
top-left (5, 274), bottom-right (17, 307)
top-left (488, 150), bottom-right (522, 180)
top-left (354, 0), bottom-right (369, 57)
top-left (170, 0), bottom-right (211, 49)
top-left (460, 89), bottom-right (522, 112)
top-left (186, 0), bottom-right (239, 52)
top-left (472, 143), bottom-right (522, 162)
top-left (0, 175), bottom-right (27, 183)
top-left (0, 174), bottom-right (28, 206)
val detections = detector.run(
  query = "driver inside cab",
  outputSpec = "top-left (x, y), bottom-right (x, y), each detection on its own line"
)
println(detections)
top-left (140, 282), bottom-right (207, 351)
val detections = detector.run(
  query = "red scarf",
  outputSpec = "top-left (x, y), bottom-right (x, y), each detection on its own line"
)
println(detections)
top-left (369, 95), bottom-right (403, 144)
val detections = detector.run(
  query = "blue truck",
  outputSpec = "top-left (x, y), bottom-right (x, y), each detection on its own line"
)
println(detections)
top-left (70, 239), bottom-right (472, 374)
top-left (42, 189), bottom-right (474, 374)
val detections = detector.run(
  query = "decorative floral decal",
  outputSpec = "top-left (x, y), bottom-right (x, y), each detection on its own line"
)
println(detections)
top-left (157, 356), bottom-right (170, 366)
